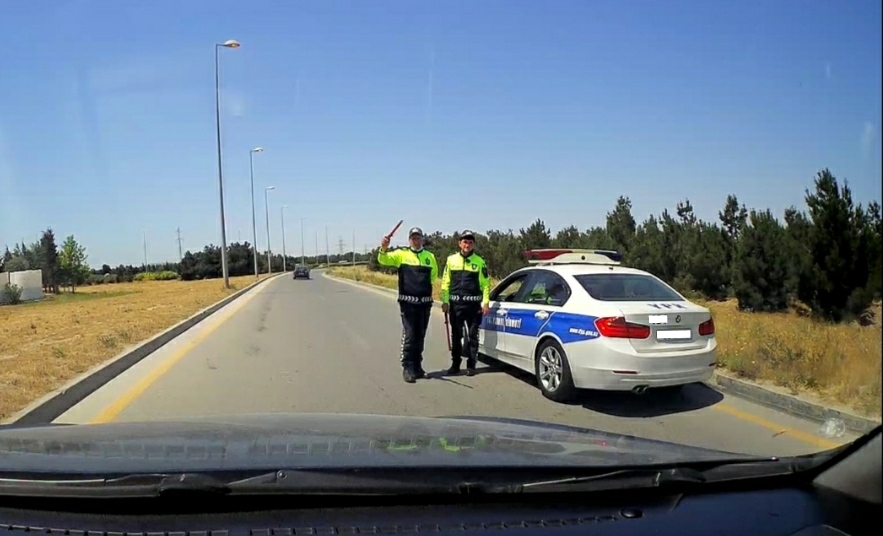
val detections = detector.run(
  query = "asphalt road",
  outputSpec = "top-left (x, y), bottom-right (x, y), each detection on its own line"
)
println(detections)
top-left (56, 271), bottom-right (859, 457)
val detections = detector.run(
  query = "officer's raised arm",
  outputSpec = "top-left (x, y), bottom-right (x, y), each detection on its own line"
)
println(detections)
top-left (377, 236), bottom-right (403, 267)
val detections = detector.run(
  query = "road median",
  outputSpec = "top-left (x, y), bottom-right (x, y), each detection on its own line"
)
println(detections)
top-left (3, 274), bottom-right (281, 425)
top-left (325, 266), bottom-right (882, 435)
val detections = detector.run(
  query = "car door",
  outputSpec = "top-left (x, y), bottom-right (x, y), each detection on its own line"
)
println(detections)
top-left (479, 272), bottom-right (530, 363)
top-left (501, 270), bottom-right (571, 365)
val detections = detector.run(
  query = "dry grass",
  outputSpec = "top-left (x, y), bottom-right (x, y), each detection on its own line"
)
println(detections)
top-left (0, 275), bottom-right (266, 421)
top-left (329, 266), bottom-right (882, 417)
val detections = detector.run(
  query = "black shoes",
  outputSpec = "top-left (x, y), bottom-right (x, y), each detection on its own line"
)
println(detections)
top-left (403, 365), bottom-right (426, 383)
top-left (447, 361), bottom-right (477, 376)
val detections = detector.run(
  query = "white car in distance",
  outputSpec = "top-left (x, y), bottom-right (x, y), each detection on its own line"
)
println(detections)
top-left (477, 249), bottom-right (717, 402)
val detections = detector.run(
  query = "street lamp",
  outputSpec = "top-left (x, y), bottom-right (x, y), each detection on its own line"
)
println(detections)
top-left (281, 205), bottom-right (288, 272)
top-left (300, 217), bottom-right (306, 267)
top-left (214, 39), bottom-right (240, 289)
top-left (264, 186), bottom-right (275, 274)
top-left (248, 147), bottom-right (264, 278)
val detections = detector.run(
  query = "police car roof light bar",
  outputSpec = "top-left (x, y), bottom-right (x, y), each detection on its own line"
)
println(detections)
top-left (523, 248), bottom-right (622, 265)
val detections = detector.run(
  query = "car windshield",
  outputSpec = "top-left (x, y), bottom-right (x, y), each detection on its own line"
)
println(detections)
top-left (575, 273), bottom-right (685, 302)
top-left (0, 0), bottom-right (879, 496)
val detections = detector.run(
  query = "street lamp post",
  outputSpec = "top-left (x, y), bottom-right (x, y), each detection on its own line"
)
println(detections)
top-left (300, 217), bottom-right (306, 267)
top-left (281, 205), bottom-right (288, 272)
top-left (214, 39), bottom-right (240, 289)
top-left (264, 186), bottom-right (275, 274)
top-left (248, 147), bottom-right (264, 278)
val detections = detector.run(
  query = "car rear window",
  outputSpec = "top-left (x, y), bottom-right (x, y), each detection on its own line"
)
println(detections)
top-left (574, 273), bottom-right (683, 302)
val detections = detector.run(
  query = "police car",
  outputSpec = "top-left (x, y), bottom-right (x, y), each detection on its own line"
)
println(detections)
top-left (477, 249), bottom-right (717, 402)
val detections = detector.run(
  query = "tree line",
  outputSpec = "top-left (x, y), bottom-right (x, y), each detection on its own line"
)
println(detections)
top-left (4, 169), bottom-right (879, 324)
top-left (367, 169), bottom-right (881, 325)
top-left (1, 232), bottom-right (372, 292)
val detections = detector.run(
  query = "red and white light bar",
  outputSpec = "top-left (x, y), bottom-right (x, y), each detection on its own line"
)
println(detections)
top-left (523, 249), bottom-right (622, 265)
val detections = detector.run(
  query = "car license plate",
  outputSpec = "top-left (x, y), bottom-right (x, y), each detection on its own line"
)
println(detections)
top-left (656, 329), bottom-right (691, 341)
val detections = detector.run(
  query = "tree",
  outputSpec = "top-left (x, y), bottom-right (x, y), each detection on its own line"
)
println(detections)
top-left (733, 210), bottom-right (794, 312)
top-left (59, 235), bottom-right (90, 292)
top-left (40, 228), bottom-right (60, 294)
top-left (800, 170), bottom-right (873, 321)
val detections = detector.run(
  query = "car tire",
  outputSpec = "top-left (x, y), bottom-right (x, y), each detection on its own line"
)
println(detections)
top-left (534, 339), bottom-right (577, 403)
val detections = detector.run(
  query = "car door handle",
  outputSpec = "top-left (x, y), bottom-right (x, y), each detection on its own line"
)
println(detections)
top-left (534, 311), bottom-right (549, 320)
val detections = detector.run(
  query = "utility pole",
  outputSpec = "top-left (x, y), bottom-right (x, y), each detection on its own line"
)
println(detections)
top-left (352, 229), bottom-right (356, 266)
top-left (337, 236), bottom-right (345, 256)
top-left (281, 205), bottom-right (288, 272)
top-left (315, 231), bottom-right (319, 266)
top-left (325, 225), bottom-right (330, 265)
top-left (176, 227), bottom-right (183, 261)
top-left (142, 231), bottom-right (148, 269)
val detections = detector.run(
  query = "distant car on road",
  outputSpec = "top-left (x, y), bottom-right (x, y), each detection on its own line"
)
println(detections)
top-left (293, 265), bottom-right (310, 280)
top-left (477, 249), bottom-right (717, 402)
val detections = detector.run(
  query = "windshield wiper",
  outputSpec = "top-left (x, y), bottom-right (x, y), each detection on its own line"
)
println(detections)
top-left (0, 472), bottom-right (234, 498)
top-left (0, 470), bottom-right (468, 498)
top-left (471, 457), bottom-right (808, 494)
top-left (0, 456), bottom-right (816, 498)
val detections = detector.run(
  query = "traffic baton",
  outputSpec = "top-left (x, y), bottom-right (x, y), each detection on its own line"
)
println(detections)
top-left (444, 312), bottom-right (452, 351)
top-left (386, 219), bottom-right (404, 240)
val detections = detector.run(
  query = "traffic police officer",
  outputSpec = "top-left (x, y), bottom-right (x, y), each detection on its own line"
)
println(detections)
top-left (440, 229), bottom-right (491, 376)
top-left (378, 227), bottom-right (439, 383)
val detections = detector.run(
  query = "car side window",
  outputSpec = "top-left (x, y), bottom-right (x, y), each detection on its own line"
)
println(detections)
top-left (491, 274), bottom-right (528, 302)
top-left (518, 271), bottom-right (570, 306)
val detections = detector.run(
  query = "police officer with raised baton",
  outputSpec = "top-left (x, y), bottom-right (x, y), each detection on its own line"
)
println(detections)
top-left (440, 229), bottom-right (491, 376)
top-left (378, 226), bottom-right (439, 383)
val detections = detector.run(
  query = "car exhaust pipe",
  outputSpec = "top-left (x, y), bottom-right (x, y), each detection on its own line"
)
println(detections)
top-left (632, 385), bottom-right (649, 395)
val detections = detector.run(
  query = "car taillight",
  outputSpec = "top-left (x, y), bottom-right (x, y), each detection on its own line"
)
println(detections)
top-left (699, 318), bottom-right (715, 336)
top-left (594, 317), bottom-right (651, 339)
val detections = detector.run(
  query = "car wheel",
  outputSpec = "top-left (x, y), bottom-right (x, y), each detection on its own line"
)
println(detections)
top-left (534, 339), bottom-right (577, 402)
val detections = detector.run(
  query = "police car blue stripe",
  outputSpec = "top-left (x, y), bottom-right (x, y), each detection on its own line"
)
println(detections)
top-left (482, 309), bottom-right (600, 343)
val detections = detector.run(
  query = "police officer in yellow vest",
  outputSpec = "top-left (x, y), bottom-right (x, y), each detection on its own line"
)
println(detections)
top-left (379, 227), bottom-right (439, 383)
top-left (440, 229), bottom-right (491, 376)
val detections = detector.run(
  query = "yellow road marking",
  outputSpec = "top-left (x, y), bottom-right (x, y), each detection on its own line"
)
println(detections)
top-left (89, 280), bottom-right (272, 424)
top-left (711, 402), bottom-right (841, 450)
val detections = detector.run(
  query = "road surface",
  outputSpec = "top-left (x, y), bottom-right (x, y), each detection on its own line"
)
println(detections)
top-left (56, 271), bottom-right (859, 457)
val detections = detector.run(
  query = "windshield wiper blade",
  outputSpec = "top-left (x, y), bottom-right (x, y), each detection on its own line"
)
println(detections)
top-left (0, 473), bottom-right (232, 498)
top-left (468, 457), bottom-right (797, 494)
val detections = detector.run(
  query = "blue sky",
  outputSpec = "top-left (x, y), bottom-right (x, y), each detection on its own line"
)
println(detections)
top-left (1, 0), bottom-right (880, 266)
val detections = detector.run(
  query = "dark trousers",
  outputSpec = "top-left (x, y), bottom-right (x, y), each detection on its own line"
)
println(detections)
top-left (400, 303), bottom-right (432, 370)
top-left (449, 305), bottom-right (482, 366)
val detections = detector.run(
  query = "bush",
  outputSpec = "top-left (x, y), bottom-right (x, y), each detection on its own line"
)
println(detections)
top-left (0, 283), bottom-right (23, 305)
top-left (133, 271), bottom-right (180, 282)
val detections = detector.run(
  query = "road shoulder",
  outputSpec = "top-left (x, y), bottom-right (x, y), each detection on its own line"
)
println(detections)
top-left (5, 274), bottom-right (284, 425)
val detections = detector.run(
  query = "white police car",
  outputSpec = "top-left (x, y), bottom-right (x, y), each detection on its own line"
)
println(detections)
top-left (477, 249), bottom-right (717, 402)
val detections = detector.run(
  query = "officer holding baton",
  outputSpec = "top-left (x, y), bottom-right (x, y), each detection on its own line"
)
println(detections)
top-left (378, 227), bottom-right (439, 383)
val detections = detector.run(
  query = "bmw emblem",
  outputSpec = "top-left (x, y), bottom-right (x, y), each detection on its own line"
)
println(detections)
top-left (675, 315), bottom-right (681, 323)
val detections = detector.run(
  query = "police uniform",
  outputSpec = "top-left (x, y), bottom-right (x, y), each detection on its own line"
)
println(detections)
top-left (377, 227), bottom-right (439, 382)
top-left (440, 229), bottom-right (491, 376)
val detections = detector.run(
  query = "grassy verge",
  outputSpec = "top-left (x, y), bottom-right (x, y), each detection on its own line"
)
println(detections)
top-left (0, 275), bottom-right (268, 421)
top-left (328, 266), bottom-right (882, 417)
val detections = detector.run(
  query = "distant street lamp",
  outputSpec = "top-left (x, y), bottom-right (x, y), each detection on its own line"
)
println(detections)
top-left (281, 205), bottom-right (289, 272)
top-left (300, 217), bottom-right (306, 267)
top-left (248, 147), bottom-right (264, 277)
top-left (214, 39), bottom-right (240, 289)
top-left (264, 186), bottom-right (275, 274)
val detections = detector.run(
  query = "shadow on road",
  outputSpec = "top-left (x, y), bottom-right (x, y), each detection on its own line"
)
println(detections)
top-left (473, 355), bottom-right (724, 418)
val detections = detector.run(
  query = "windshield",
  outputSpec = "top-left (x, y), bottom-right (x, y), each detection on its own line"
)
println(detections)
top-left (0, 0), bottom-right (880, 488)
